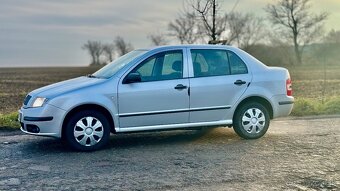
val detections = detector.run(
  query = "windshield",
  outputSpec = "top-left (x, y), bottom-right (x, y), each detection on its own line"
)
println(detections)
top-left (92, 50), bottom-right (147, 78)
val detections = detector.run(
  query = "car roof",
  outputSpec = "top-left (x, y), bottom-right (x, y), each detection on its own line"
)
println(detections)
top-left (138, 44), bottom-right (238, 52)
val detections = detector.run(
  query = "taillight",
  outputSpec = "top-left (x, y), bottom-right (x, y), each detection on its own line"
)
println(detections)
top-left (286, 78), bottom-right (292, 96)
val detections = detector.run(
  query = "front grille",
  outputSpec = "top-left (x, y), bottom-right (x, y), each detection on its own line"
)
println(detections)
top-left (23, 95), bottom-right (32, 106)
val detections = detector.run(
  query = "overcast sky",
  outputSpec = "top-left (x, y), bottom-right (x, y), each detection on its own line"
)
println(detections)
top-left (0, 0), bottom-right (339, 67)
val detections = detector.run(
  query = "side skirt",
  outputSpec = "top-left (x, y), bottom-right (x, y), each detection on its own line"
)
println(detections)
top-left (115, 120), bottom-right (233, 133)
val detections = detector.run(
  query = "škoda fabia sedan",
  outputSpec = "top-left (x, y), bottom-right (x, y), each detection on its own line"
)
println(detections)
top-left (19, 45), bottom-right (294, 151)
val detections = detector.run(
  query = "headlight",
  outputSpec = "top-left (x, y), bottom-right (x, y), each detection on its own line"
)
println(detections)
top-left (32, 97), bottom-right (47, 108)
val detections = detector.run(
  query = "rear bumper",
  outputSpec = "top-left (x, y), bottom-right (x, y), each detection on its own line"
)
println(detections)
top-left (271, 95), bottom-right (294, 118)
top-left (19, 104), bottom-right (66, 138)
top-left (278, 101), bottom-right (294, 105)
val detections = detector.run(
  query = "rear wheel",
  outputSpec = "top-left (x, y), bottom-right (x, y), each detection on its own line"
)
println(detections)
top-left (64, 110), bottom-right (110, 151)
top-left (233, 102), bottom-right (270, 139)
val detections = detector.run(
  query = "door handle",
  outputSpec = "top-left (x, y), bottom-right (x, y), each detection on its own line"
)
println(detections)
top-left (234, 80), bottom-right (246, 85)
top-left (174, 84), bottom-right (188, 90)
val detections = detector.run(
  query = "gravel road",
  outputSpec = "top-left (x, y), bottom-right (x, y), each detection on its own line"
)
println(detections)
top-left (0, 117), bottom-right (339, 190)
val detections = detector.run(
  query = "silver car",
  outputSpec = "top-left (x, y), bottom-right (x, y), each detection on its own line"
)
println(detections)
top-left (19, 45), bottom-right (294, 151)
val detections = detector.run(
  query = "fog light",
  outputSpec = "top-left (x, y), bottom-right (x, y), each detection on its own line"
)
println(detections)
top-left (26, 124), bottom-right (40, 133)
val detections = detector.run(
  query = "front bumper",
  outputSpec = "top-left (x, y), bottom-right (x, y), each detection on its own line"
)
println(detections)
top-left (19, 104), bottom-right (67, 138)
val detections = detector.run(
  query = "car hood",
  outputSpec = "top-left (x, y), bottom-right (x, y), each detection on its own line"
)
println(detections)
top-left (29, 76), bottom-right (107, 98)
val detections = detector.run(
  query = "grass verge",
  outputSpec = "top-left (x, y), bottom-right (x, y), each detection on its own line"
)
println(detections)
top-left (291, 97), bottom-right (340, 116)
top-left (0, 112), bottom-right (20, 130)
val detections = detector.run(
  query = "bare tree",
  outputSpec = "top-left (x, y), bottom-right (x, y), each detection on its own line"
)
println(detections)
top-left (268, 35), bottom-right (296, 65)
top-left (102, 43), bottom-right (115, 63)
top-left (190, 0), bottom-right (227, 44)
top-left (82, 40), bottom-right (103, 65)
top-left (239, 16), bottom-right (265, 50)
top-left (265, 0), bottom-right (328, 64)
top-left (168, 12), bottom-right (200, 44)
top-left (114, 36), bottom-right (134, 56)
top-left (223, 12), bottom-right (247, 45)
top-left (324, 29), bottom-right (340, 44)
top-left (148, 33), bottom-right (168, 46)
top-left (232, 13), bottom-right (266, 50)
top-left (94, 42), bottom-right (103, 65)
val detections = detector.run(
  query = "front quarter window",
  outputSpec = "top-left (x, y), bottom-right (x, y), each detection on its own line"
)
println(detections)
top-left (92, 50), bottom-right (147, 78)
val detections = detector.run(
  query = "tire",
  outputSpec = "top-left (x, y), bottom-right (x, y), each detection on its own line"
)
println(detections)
top-left (64, 110), bottom-right (110, 151)
top-left (233, 102), bottom-right (270, 139)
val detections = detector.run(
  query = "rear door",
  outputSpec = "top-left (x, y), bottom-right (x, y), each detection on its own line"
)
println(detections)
top-left (118, 49), bottom-right (190, 128)
top-left (188, 48), bottom-right (252, 123)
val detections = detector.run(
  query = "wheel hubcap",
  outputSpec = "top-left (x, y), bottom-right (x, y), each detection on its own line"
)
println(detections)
top-left (251, 117), bottom-right (257, 124)
top-left (74, 116), bottom-right (104, 147)
top-left (85, 128), bottom-right (93, 135)
top-left (241, 108), bottom-right (265, 134)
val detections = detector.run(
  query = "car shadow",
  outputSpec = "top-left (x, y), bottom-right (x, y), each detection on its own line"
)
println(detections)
top-left (20, 127), bottom-right (244, 153)
top-left (19, 137), bottom-right (70, 153)
top-left (107, 127), bottom-right (240, 149)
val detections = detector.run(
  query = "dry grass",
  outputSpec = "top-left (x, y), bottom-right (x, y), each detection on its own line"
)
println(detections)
top-left (286, 64), bottom-right (340, 99)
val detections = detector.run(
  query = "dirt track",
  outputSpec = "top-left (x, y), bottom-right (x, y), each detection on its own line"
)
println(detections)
top-left (0, 117), bottom-right (339, 190)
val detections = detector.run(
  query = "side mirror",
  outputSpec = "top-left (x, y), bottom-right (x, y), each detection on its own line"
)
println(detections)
top-left (123, 72), bottom-right (142, 84)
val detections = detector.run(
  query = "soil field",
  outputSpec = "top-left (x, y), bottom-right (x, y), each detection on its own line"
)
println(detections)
top-left (0, 66), bottom-right (100, 114)
top-left (0, 64), bottom-right (340, 114)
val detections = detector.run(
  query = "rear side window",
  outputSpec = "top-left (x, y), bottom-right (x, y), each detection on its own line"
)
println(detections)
top-left (228, 51), bottom-right (248, 75)
top-left (191, 49), bottom-right (230, 77)
top-left (131, 50), bottom-right (183, 82)
top-left (191, 49), bottom-right (248, 77)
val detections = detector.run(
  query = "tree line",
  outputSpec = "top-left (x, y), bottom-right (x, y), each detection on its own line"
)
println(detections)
top-left (83, 0), bottom-right (340, 66)
top-left (82, 36), bottom-right (133, 65)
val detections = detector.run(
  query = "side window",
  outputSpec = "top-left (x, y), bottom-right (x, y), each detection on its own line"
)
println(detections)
top-left (228, 51), bottom-right (248, 75)
top-left (131, 50), bottom-right (183, 82)
top-left (191, 49), bottom-right (230, 77)
top-left (162, 52), bottom-right (183, 76)
top-left (137, 57), bottom-right (155, 78)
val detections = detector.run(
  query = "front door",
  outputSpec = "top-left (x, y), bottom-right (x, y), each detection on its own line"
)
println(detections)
top-left (118, 50), bottom-right (189, 128)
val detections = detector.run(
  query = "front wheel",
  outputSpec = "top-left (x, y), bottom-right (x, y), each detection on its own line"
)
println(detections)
top-left (64, 110), bottom-right (110, 151)
top-left (233, 102), bottom-right (270, 139)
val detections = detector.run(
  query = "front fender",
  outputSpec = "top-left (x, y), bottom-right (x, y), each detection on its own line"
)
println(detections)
top-left (46, 77), bottom-right (120, 130)
top-left (48, 93), bottom-right (119, 132)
